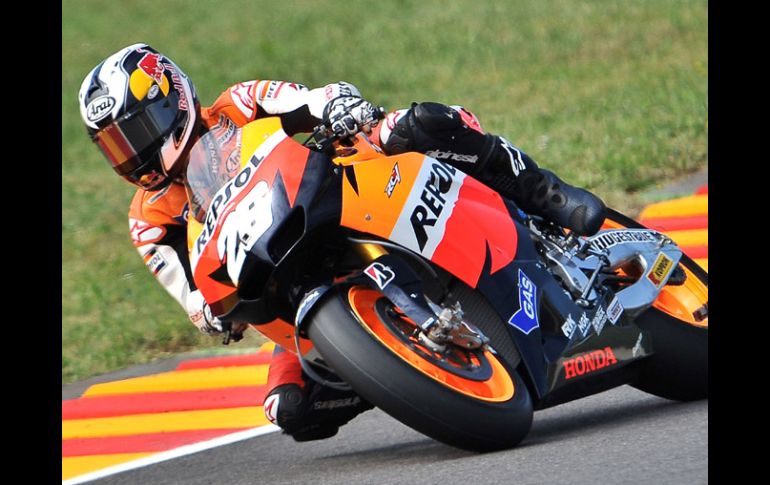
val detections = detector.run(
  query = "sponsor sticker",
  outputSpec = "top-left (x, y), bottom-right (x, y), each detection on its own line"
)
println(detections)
top-left (562, 314), bottom-right (577, 338)
top-left (591, 305), bottom-right (607, 335)
top-left (425, 149), bottom-right (479, 164)
top-left (578, 312), bottom-right (591, 336)
top-left (607, 296), bottom-right (623, 324)
top-left (590, 230), bottom-right (659, 251)
top-left (86, 95), bottom-right (115, 122)
top-left (164, 63), bottom-right (189, 111)
top-left (364, 262), bottom-right (395, 289)
top-left (508, 270), bottom-right (539, 334)
top-left (146, 250), bottom-right (167, 275)
top-left (385, 162), bottom-right (401, 197)
top-left (647, 252), bottom-right (675, 288)
top-left (563, 346), bottom-right (619, 379)
top-left (390, 160), bottom-right (465, 256)
top-left (138, 52), bottom-right (165, 84)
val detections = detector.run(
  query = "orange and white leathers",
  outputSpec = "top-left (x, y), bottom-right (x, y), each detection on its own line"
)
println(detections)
top-left (128, 80), bottom-right (364, 333)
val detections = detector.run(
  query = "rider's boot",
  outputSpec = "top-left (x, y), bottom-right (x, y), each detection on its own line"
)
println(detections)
top-left (263, 345), bottom-right (373, 442)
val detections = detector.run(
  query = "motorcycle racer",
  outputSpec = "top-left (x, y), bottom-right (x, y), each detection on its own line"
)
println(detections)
top-left (78, 43), bottom-right (606, 442)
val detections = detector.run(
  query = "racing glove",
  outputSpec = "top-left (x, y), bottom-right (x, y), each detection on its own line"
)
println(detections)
top-left (186, 289), bottom-right (224, 335)
top-left (322, 96), bottom-right (384, 139)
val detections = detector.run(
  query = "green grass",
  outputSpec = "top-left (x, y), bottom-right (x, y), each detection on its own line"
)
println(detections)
top-left (62, 0), bottom-right (707, 383)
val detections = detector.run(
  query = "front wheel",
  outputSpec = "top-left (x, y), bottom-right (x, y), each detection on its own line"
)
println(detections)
top-left (306, 285), bottom-right (533, 452)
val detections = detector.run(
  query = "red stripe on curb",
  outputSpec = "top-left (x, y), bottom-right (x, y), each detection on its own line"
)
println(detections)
top-left (639, 214), bottom-right (708, 232)
top-left (62, 386), bottom-right (267, 419)
top-left (695, 185), bottom-right (708, 195)
top-left (62, 427), bottom-right (251, 456)
top-left (175, 352), bottom-right (273, 370)
top-left (680, 245), bottom-right (708, 259)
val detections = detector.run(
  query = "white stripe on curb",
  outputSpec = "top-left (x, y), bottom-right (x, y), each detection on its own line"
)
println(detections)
top-left (63, 425), bottom-right (281, 485)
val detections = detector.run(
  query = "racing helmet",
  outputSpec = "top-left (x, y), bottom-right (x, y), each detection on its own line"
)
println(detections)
top-left (78, 43), bottom-right (200, 191)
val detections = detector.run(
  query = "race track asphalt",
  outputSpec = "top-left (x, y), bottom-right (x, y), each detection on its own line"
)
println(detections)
top-left (87, 385), bottom-right (707, 485)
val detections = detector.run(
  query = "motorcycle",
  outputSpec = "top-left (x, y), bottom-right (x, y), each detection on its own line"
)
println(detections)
top-left (184, 115), bottom-right (708, 451)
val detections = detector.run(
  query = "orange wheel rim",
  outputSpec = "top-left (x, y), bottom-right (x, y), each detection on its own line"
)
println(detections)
top-left (652, 263), bottom-right (708, 328)
top-left (347, 286), bottom-right (515, 402)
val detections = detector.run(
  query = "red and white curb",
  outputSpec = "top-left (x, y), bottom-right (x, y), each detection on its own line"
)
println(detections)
top-left (62, 343), bottom-right (278, 482)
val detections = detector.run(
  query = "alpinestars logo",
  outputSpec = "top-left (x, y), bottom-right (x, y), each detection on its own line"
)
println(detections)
top-left (425, 149), bottom-right (479, 164)
top-left (364, 262), bottom-right (395, 289)
top-left (263, 393), bottom-right (279, 424)
top-left (499, 138), bottom-right (526, 176)
top-left (385, 162), bottom-right (401, 198)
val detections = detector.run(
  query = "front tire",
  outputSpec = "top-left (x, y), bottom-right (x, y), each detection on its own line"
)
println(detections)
top-left (306, 285), bottom-right (533, 451)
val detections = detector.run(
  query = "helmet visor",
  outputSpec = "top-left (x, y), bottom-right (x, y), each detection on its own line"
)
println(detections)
top-left (93, 91), bottom-right (180, 175)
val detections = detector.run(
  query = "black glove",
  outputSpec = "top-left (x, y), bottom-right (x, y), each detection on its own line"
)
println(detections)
top-left (264, 381), bottom-right (374, 442)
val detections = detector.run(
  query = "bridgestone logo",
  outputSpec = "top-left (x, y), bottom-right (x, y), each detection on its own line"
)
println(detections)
top-left (590, 230), bottom-right (659, 251)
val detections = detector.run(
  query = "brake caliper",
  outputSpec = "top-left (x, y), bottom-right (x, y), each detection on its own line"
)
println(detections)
top-left (419, 302), bottom-right (490, 352)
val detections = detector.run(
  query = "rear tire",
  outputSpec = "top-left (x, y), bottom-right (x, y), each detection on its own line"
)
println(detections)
top-left (306, 286), bottom-right (533, 451)
top-left (605, 208), bottom-right (708, 401)
top-left (631, 254), bottom-right (708, 401)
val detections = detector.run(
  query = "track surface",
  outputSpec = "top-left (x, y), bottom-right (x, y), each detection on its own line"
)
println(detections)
top-left (87, 385), bottom-right (707, 484)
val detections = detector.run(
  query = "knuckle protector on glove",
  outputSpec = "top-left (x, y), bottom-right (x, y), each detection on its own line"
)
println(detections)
top-left (323, 96), bottom-right (379, 138)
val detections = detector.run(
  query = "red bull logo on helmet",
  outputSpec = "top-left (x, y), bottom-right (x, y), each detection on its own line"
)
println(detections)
top-left (138, 52), bottom-right (165, 84)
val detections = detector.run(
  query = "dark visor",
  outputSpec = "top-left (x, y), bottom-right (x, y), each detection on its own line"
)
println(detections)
top-left (93, 91), bottom-right (180, 175)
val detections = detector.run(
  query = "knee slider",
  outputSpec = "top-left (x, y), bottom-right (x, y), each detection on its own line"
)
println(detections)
top-left (412, 101), bottom-right (465, 132)
top-left (383, 102), bottom-right (468, 155)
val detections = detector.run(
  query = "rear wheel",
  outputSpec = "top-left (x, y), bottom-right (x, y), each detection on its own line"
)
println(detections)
top-left (603, 209), bottom-right (708, 401)
top-left (632, 253), bottom-right (708, 401)
top-left (306, 285), bottom-right (533, 451)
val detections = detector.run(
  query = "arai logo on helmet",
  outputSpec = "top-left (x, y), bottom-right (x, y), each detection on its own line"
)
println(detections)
top-left (86, 95), bottom-right (116, 122)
